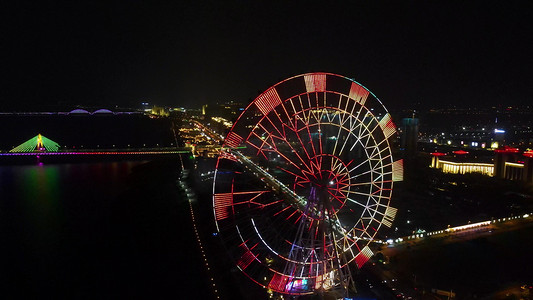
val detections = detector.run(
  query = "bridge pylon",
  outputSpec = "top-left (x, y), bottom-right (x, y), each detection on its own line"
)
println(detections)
top-left (9, 134), bottom-right (60, 153)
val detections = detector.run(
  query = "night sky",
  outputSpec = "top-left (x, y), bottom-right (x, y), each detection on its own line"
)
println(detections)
top-left (2, 1), bottom-right (532, 110)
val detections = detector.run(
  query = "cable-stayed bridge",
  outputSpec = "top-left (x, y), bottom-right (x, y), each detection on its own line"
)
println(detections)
top-left (1, 133), bottom-right (191, 156)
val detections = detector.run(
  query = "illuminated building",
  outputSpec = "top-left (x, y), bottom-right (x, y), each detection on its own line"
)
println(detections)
top-left (431, 152), bottom-right (494, 176)
top-left (204, 100), bottom-right (245, 121)
top-left (525, 151), bottom-right (533, 183)
top-left (431, 147), bottom-right (533, 184)
top-left (435, 160), bottom-right (494, 176)
top-left (430, 152), bottom-right (446, 168)
top-left (495, 147), bottom-right (533, 183)
top-left (493, 128), bottom-right (506, 143)
top-left (151, 105), bottom-right (169, 117)
top-left (494, 146), bottom-right (520, 178)
top-left (504, 162), bottom-right (525, 181)
top-left (179, 117), bottom-right (224, 158)
top-left (211, 117), bottom-right (232, 128)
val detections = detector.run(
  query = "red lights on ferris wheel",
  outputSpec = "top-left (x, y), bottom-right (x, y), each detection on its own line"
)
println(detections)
top-left (212, 73), bottom-right (401, 297)
top-left (431, 152), bottom-right (447, 156)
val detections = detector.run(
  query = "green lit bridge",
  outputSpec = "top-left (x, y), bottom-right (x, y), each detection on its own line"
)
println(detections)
top-left (1, 134), bottom-right (192, 156)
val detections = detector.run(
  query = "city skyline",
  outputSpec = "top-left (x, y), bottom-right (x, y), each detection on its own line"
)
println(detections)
top-left (3, 2), bottom-right (532, 111)
top-left (1, 70), bottom-right (532, 298)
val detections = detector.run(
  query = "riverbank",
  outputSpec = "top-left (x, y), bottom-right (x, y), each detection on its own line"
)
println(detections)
top-left (368, 219), bottom-right (533, 299)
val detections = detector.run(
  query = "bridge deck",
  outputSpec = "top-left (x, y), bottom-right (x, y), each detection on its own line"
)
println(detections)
top-left (0, 148), bottom-right (192, 156)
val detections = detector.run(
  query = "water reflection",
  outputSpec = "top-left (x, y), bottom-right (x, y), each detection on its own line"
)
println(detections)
top-left (1, 161), bottom-right (144, 258)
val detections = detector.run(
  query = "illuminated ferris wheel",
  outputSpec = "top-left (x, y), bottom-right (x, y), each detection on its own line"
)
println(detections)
top-left (213, 73), bottom-right (402, 297)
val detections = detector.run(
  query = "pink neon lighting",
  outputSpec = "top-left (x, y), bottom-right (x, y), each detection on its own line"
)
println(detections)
top-left (225, 132), bottom-right (244, 148)
top-left (430, 152), bottom-right (447, 156)
top-left (214, 193), bottom-right (233, 221)
top-left (379, 113), bottom-right (396, 139)
top-left (0, 151), bottom-right (185, 156)
top-left (349, 82), bottom-right (369, 105)
top-left (237, 245), bottom-right (258, 270)
top-left (304, 74), bottom-right (326, 92)
top-left (453, 150), bottom-right (469, 155)
top-left (269, 273), bottom-right (291, 292)
top-left (354, 246), bottom-right (373, 268)
top-left (255, 88), bottom-right (282, 115)
top-left (495, 146), bottom-right (520, 153)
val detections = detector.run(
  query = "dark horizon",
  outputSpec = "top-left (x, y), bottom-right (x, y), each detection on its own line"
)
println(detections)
top-left (2, 2), bottom-right (532, 111)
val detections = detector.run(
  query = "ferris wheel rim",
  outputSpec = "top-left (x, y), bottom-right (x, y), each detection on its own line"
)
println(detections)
top-left (224, 72), bottom-right (390, 140)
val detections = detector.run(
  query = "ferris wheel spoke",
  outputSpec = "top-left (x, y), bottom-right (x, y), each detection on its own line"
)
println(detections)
top-left (343, 234), bottom-right (362, 256)
top-left (331, 123), bottom-right (344, 157)
top-left (366, 133), bottom-right (390, 150)
top-left (264, 124), bottom-right (316, 175)
top-left (349, 128), bottom-right (374, 152)
top-left (344, 196), bottom-right (370, 209)
top-left (280, 101), bottom-right (297, 129)
top-left (326, 190), bottom-right (345, 206)
top-left (346, 157), bottom-right (370, 174)
top-left (271, 103), bottom-right (293, 135)
top-left (346, 197), bottom-right (389, 220)
top-left (331, 120), bottom-right (356, 159)
top-left (247, 136), bottom-right (309, 176)
top-left (361, 120), bottom-right (383, 149)
top-left (276, 144), bottom-right (314, 175)
top-left (317, 126), bottom-right (324, 159)
top-left (249, 130), bottom-right (276, 158)
top-left (303, 120), bottom-right (319, 164)
top-left (278, 166), bottom-right (310, 183)
top-left (336, 120), bottom-right (363, 157)
top-left (367, 144), bottom-right (390, 161)
top-left (343, 180), bottom-right (374, 186)
top-left (262, 112), bottom-right (287, 140)
top-left (291, 125), bottom-right (316, 168)
top-left (347, 147), bottom-right (390, 175)
top-left (353, 116), bottom-right (381, 152)
top-left (344, 191), bottom-right (382, 206)
top-left (363, 204), bottom-right (387, 219)
top-left (346, 226), bottom-right (368, 240)
top-left (298, 129), bottom-right (323, 172)
top-left (336, 100), bottom-right (368, 156)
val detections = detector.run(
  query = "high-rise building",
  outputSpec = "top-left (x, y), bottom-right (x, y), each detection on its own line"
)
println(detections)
top-left (400, 117), bottom-right (419, 155)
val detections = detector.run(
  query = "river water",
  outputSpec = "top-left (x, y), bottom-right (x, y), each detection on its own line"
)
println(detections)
top-left (0, 159), bottom-right (212, 298)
